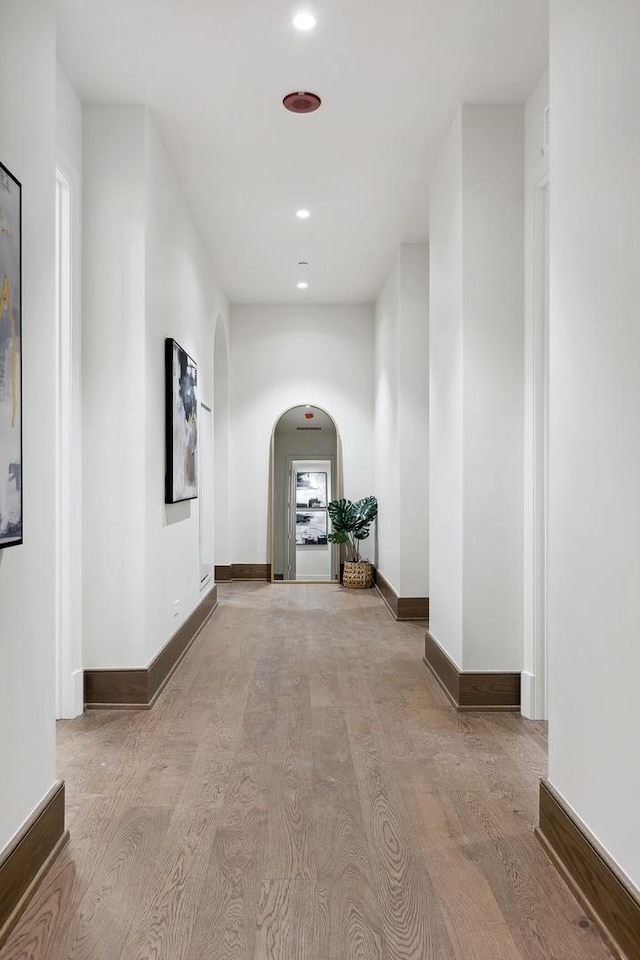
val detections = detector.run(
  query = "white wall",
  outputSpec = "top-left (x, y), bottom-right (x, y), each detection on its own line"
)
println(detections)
top-left (375, 244), bottom-right (429, 598)
top-left (56, 65), bottom-right (82, 173)
top-left (374, 253), bottom-right (401, 590)
top-left (522, 69), bottom-right (550, 718)
top-left (55, 64), bottom-right (84, 718)
top-left (143, 114), bottom-right (227, 661)
top-left (461, 105), bottom-right (524, 671)
top-left (83, 105), bottom-right (228, 669)
top-left (429, 106), bottom-right (524, 671)
top-left (548, 0), bottom-right (640, 887)
top-left (397, 245), bottom-right (429, 597)
top-left (428, 112), bottom-right (465, 666)
top-left (213, 315), bottom-right (231, 568)
top-left (229, 304), bottom-right (375, 564)
top-left (82, 106), bottom-right (148, 668)
top-left (0, 0), bottom-right (58, 849)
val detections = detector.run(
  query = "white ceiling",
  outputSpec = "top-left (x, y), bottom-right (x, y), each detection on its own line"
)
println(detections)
top-left (51, 0), bottom-right (548, 305)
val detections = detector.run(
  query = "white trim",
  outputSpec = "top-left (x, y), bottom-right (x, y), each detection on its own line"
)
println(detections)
top-left (55, 159), bottom-right (83, 719)
top-left (199, 400), bottom-right (213, 586)
top-left (520, 670), bottom-right (537, 719)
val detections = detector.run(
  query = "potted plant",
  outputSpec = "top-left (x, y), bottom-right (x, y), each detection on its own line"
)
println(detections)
top-left (327, 496), bottom-right (378, 588)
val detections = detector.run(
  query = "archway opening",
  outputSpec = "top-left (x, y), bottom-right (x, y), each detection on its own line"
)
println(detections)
top-left (270, 405), bottom-right (341, 582)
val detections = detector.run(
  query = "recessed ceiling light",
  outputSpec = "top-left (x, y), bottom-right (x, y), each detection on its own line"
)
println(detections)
top-left (293, 11), bottom-right (316, 31)
top-left (296, 209), bottom-right (311, 219)
top-left (297, 281), bottom-right (308, 289)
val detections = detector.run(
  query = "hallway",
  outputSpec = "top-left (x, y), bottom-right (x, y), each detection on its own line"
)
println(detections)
top-left (1, 584), bottom-right (611, 960)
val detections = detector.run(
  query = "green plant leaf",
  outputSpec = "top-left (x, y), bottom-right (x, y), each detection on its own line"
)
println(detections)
top-left (327, 498), bottom-right (357, 533)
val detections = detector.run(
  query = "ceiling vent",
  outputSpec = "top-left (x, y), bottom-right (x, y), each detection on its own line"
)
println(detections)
top-left (283, 91), bottom-right (322, 114)
top-left (296, 426), bottom-right (321, 430)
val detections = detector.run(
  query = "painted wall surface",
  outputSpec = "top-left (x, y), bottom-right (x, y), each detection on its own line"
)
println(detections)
top-left (397, 245), bottom-right (429, 598)
top-left (56, 65), bottom-right (82, 173)
top-left (429, 106), bottom-right (524, 671)
top-left (55, 62), bottom-right (84, 718)
top-left (0, 0), bottom-right (57, 849)
top-left (374, 253), bottom-right (401, 591)
top-left (374, 244), bottom-right (429, 598)
top-left (82, 106), bottom-right (148, 668)
top-left (548, 0), bottom-right (640, 886)
top-left (144, 114), bottom-right (227, 662)
top-left (213, 316), bottom-right (231, 568)
top-left (83, 106), bottom-right (228, 669)
top-left (229, 304), bottom-right (375, 564)
top-left (522, 68), bottom-right (550, 718)
top-left (428, 112), bottom-right (464, 667)
top-left (461, 105), bottom-right (524, 671)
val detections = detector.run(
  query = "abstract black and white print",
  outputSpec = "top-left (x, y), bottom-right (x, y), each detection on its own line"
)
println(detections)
top-left (296, 510), bottom-right (328, 545)
top-left (165, 338), bottom-right (198, 503)
top-left (296, 471), bottom-right (327, 508)
top-left (0, 161), bottom-right (22, 548)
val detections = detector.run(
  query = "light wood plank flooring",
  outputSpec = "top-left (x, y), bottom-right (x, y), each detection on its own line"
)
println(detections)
top-left (1, 583), bottom-right (612, 959)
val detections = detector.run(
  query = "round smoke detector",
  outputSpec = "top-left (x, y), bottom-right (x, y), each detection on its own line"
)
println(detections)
top-left (283, 91), bottom-right (322, 114)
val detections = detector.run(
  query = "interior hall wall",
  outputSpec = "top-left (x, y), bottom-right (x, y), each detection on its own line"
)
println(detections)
top-left (83, 105), bottom-right (228, 669)
top-left (143, 115), bottom-right (228, 662)
top-left (374, 244), bottom-right (429, 598)
top-left (429, 105), bottom-right (524, 671)
top-left (428, 111), bottom-right (464, 666)
top-left (548, 0), bottom-right (640, 887)
top-left (229, 304), bottom-right (375, 565)
top-left (522, 68), bottom-right (550, 718)
top-left (374, 252), bottom-right (402, 591)
top-left (0, 0), bottom-right (58, 850)
top-left (82, 105), bottom-right (148, 668)
top-left (461, 104), bottom-right (524, 671)
top-left (397, 244), bottom-right (429, 597)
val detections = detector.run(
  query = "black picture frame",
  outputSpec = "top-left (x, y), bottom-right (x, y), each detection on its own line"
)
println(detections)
top-left (296, 509), bottom-right (328, 545)
top-left (0, 160), bottom-right (22, 549)
top-left (165, 337), bottom-right (198, 504)
top-left (296, 470), bottom-right (328, 508)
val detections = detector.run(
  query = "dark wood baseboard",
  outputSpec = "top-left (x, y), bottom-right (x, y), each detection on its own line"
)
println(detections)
top-left (375, 570), bottom-right (429, 620)
top-left (231, 563), bottom-right (271, 580)
top-left (84, 586), bottom-right (218, 709)
top-left (537, 780), bottom-right (640, 960)
top-left (0, 781), bottom-right (68, 950)
top-left (423, 629), bottom-right (520, 711)
top-left (215, 564), bottom-right (270, 581)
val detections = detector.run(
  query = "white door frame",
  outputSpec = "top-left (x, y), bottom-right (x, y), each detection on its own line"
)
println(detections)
top-left (55, 159), bottom-right (83, 719)
top-left (199, 400), bottom-right (213, 588)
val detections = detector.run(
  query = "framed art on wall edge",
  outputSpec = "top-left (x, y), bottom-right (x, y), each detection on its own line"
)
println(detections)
top-left (165, 337), bottom-right (198, 504)
top-left (0, 160), bottom-right (22, 548)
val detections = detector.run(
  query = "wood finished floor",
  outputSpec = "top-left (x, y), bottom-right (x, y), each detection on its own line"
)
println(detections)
top-left (1, 583), bottom-right (612, 960)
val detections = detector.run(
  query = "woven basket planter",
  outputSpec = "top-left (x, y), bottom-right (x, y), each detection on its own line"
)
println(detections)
top-left (342, 560), bottom-right (373, 589)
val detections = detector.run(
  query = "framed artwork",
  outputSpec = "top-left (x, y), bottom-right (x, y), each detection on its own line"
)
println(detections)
top-left (0, 160), bottom-right (22, 548)
top-left (296, 471), bottom-right (327, 508)
top-left (165, 338), bottom-right (198, 503)
top-left (296, 510), bottom-right (328, 545)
